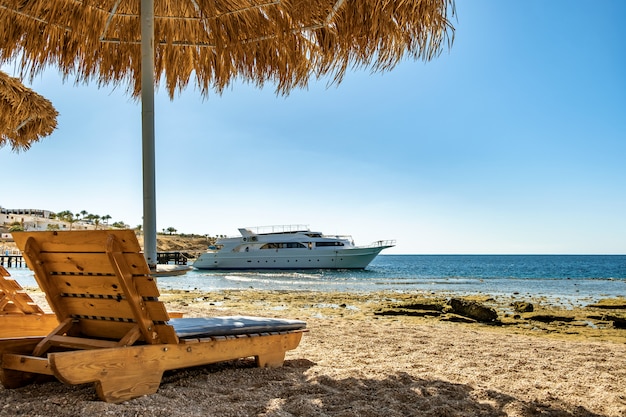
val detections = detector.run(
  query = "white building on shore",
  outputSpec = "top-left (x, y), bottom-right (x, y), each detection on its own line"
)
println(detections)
top-left (1, 206), bottom-right (101, 233)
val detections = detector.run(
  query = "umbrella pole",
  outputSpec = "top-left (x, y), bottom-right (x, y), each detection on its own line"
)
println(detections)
top-left (141, 0), bottom-right (157, 270)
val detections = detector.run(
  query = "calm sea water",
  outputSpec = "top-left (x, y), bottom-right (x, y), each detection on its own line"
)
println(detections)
top-left (7, 255), bottom-right (626, 307)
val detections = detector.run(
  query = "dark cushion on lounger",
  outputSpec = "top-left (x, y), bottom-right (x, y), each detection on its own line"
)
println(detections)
top-left (169, 316), bottom-right (306, 338)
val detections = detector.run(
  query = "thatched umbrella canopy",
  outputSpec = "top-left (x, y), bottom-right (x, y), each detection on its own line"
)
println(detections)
top-left (0, 0), bottom-right (455, 268)
top-left (0, 70), bottom-right (58, 151)
top-left (0, 1), bottom-right (455, 98)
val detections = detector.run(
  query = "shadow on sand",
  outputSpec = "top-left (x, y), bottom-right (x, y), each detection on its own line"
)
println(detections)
top-left (0, 358), bottom-right (608, 417)
top-left (159, 358), bottom-right (605, 417)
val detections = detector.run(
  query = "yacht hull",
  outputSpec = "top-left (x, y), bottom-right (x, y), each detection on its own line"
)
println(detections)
top-left (193, 246), bottom-right (391, 270)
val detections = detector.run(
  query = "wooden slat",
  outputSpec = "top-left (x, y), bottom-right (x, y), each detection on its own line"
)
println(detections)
top-left (59, 297), bottom-right (169, 322)
top-left (0, 278), bottom-right (22, 290)
top-left (45, 274), bottom-right (160, 298)
top-left (46, 274), bottom-right (125, 298)
top-left (12, 230), bottom-right (142, 254)
top-left (32, 252), bottom-right (150, 275)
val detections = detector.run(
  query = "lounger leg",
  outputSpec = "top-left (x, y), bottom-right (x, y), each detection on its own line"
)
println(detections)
top-left (94, 371), bottom-right (164, 403)
top-left (255, 351), bottom-right (286, 368)
top-left (0, 368), bottom-right (37, 389)
top-left (49, 348), bottom-right (166, 403)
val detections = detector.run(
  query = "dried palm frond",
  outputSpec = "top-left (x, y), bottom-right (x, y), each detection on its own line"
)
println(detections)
top-left (0, 70), bottom-right (58, 151)
top-left (0, 0), bottom-right (455, 99)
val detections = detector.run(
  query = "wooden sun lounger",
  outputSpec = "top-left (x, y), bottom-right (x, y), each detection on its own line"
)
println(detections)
top-left (0, 230), bottom-right (306, 403)
top-left (0, 265), bottom-right (58, 337)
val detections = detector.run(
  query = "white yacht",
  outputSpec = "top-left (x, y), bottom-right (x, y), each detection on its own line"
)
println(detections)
top-left (192, 225), bottom-right (395, 270)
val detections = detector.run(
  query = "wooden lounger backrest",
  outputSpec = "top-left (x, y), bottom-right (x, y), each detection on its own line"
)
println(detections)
top-left (0, 265), bottom-right (45, 315)
top-left (12, 230), bottom-right (178, 345)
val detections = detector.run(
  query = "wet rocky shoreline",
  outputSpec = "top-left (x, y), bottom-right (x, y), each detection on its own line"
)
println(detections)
top-left (157, 289), bottom-right (626, 343)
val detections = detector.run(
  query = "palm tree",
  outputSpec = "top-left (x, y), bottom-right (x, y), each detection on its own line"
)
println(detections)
top-left (57, 210), bottom-right (77, 230)
top-left (55, 210), bottom-right (71, 219)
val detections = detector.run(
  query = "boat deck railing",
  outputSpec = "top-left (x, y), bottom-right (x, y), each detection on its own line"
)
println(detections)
top-left (322, 234), bottom-right (353, 240)
top-left (365, 239), bottom-right (396, 248)
top-left (242, 225), bottom-right (310, 235)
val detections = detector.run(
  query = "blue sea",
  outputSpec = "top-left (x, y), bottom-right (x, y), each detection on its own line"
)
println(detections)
top-left (6, 255), bottom-right (626, 307)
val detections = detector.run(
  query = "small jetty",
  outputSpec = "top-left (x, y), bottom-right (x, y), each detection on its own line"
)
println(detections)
top-left (156, 251), bottom-right (195, 265)
top-left (0, 254), bottom-right (25, 268)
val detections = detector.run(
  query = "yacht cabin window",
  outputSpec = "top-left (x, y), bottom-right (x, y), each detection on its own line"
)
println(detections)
top-left (260, 242), bottom-right (307, 249)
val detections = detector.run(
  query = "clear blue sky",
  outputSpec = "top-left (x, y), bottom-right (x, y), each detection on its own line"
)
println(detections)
top-left (2, 0), bottom-right (625, 254)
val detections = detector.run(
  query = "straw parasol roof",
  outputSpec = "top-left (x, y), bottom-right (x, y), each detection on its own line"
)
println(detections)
top-left (0, 70), bottom-right (58, 151)
top-left (0, 0), bottom-right (455, 98)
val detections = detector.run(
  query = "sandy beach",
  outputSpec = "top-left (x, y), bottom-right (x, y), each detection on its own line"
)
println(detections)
top-left (1, 289), bottom-right (625, 417)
